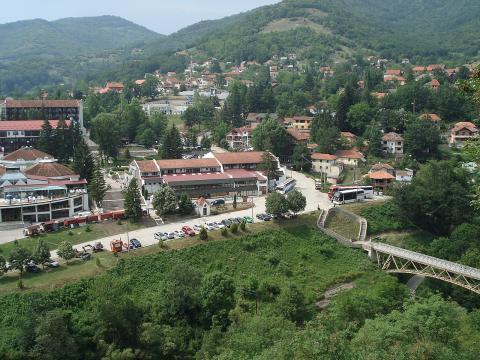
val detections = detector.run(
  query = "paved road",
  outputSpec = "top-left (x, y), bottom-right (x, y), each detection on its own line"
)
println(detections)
top-left (49, 171), bottom-right (332, 258)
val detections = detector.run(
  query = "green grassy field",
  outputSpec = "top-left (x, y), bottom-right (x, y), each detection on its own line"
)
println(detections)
top-left (0, 219), bottom-right (155, 258)
top-left (324, 211), bottom-right (360, 240)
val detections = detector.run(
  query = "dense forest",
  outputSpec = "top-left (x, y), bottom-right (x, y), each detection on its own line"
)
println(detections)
top-left (1, 223), bottom-right (479, 359)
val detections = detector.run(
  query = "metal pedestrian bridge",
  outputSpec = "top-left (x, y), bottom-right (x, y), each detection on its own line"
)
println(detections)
top-left (365, 242), bottom-right (480, 294)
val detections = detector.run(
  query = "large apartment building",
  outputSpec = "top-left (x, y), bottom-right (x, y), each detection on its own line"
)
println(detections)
top-left (0, 148), bottom-right (88, 224)
top-left (128, 151), bottom-right (280, 198)
top-left (0, 99), bottom-right (83, 124)
top-left (0, 120), bottom-right (71, 154)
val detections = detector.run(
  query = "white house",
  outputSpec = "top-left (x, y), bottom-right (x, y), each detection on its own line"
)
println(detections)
top-left (382, 132), bottom-right (404, 156)
top-left (311, 153), bottom-right (344, 184)
top-left (196, 197), bottom-right (211, 217)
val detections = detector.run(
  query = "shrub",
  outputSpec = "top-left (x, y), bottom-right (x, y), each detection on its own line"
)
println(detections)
top-left (116, 219), bottom-right (123, 225)
top-left (95, 257), bottom-right (101, 267)
top-left (231, 223), bottom-right (239, 234)
top-left (240, 220), bottom-right (246, 231)
top-left (361, 202), bottom-right (411, 234)
top-left (17, 279), bottom-right (24, 290)
top-left (68, 230), bottom-right (74, 236)
top-left (85, 225), bottom-right (92, 232)
top-left (221, 228), bottom-right (228, 237)
top-left (199, 227), bottom-right (208, 241)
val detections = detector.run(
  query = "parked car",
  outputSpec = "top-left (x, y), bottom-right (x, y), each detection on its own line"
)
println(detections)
top-left (263, 214), bottom-right (273, 221)
top-left (243, 216), bottom-right (253, 223)
top-left (204, 222), bottom-right (216, 230)
top-left (229, 217), bottom-right (240, 224)
top-left (154, 232), bottom-right (165, 240)
top-left (129, 238), bottom-right (142, 249)
top-left (221, 219), bottom-right (232, 227)
top-left (209, 199), bottom-right (225, 206)
top-left (215, 221), bottom-right (226, 229)
top-left (193, 224), bottom-right (202, 232)
top-left (256, 213), bottom-right (267, 220)
top-left (174, 230), bottom-right (185, 238)
top-left (167, 232), bottom-right (176, 239)
top-left (25, 264), bottom-right (41, 273)
top-left (44, 259), bottom-right (60, 268)
top-left (182, 226), bottom-right (195, 236)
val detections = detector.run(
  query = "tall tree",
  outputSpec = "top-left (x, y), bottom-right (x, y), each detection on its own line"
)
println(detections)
top-left (152, 186), bottom-right (177, 217)
top-left (57, 241), bottom-right (76, 263)
top-left (161, 125), bottom-right (183, 159)
top-left (53, 119), bottom-right (71, 162)
top-left (363, 121), bottom-right (383, 157)
top-left (404, 118), bottom-right (441, 162)
top-left (89, 162), bottom-right (108, 208)
top-left (223, 82), bottom-right (245, 127)
top-left (265, 192), bottom-right (289, 217)
top-left (311, 112), bottom-right (340, 154)
top-left (91, 113), bottom-right (120, 160)
top-left (124, 178), bottom-right (143, 223)
top-left (72, 139), bottom-right (95, 183)
top-left (260, 152), bottom-right (279, 181)
top-left (31, 310), bottom-right (79, 360)
top-left (346, 102), bottom-right (376, 134)
top-left (178, 193), bottom-right (194, 215)
top-left (38, 119), bottom-right (54, 155)
top-left (33, 239), bottom-right (50, 269)
top-left (395, 161), bottom-right (472, 235)
top-left (292, 144), bottom-right (312, 172)
top-left (141, 75), bottom-right (160, 100)
top-left (9, 241), bottom-right (32, 275)
top-left (252, 117), bottom-right (289, 156)
top-left (286, 189), bottom-right (307, 216)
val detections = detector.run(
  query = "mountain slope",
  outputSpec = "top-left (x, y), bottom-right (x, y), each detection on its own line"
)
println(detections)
top-left (0, 15), bottom-right (161, 60)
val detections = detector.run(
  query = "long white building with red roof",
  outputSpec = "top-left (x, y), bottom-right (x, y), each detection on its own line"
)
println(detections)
top-left (128, 151), bottom-right (280, 198)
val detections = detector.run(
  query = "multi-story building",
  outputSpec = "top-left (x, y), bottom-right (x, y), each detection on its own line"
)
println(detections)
top-left (311, 153), bottom-right (344, 184)
top-left (128, 151), bottom-right (279, 197)
top-left (284, 115), bottom-right (314, 130)
top-left (0, 149), bottom-right (88, 224)
top-left (449, 122), bottom-right (479, 148)
top-left (382, 132), bottom-right (404, 156)
top-left (0, 99), bottom-right (83, 128)
top-left (225, 126), bottom-right (254, 150)
top-left (0, 120), bottom-right (71, 154)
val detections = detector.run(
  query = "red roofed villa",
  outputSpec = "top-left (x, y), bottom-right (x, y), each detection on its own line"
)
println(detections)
top-left (449, 121), bottom-right (479, 147)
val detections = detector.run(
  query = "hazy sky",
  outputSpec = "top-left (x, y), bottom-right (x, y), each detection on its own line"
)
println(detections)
top-left (0, 0), bottom-right (280, 34)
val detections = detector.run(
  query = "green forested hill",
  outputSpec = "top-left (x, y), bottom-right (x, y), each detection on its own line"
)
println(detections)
top-left (2, 0), bottom-right (480, 95)
top-left (0, 16), bottom-right (160, 60)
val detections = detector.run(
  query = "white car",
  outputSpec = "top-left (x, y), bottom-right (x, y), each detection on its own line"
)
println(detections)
top-left (174, 230), bottom-right (185, 238)
top-left (204, 222), bottom-right (216, 230)
top-left (193, 224), bottom-right (202, 232)
top-left (215, 221), bottom-right (226, 229)
top-left (154, 232), bottom-right (165, 240)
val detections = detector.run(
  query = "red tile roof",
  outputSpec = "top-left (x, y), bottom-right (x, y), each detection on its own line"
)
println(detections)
top-left (157, 158), bottom-right (220, 170)
top-left (3, 99), bottom-right (80, 108)
top-left (420, 113), bottom-right (441, 122)
top-left (370, 163), bottom-right (394, 171)
top-left (430, 79), bottom-right (440, 86)
top-left (25, 162), bottom-right (76, 178)
top-left (451, 122), bottom-right (478, 133)
top-left (214, 151), bottom-right (267, 165)
top-left (382, 132), bottom-right (404, 141)
top-left (412, 66), bottom-right (426, 72)
top-left (287, 128), bottom-right (311, 142)
top-left (312, 153), bottom-right (337, 161)
top-left (163, 172), bottom-right (230, 184)
top-left (135, 160), bottom-right (159, 174)
top-left (385, 69), bottom-right (402, 76)
top-left (369, 171), bottom-right (395, 180)
top-left (335, 150), bottom-right (365, 159)
top-left (0, 120), bottom-right (71, 131)
top-left (3, 147), bottom-right (53, 161)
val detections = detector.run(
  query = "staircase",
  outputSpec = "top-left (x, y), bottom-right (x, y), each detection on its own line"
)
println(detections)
top-left (358, 219), bottom-right (368, 242)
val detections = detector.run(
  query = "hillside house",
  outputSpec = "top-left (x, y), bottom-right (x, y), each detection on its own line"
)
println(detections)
top-left (368, 171), bottom-right (395, 190)
top-left (284, 115), bottom-right (313, 130)
top-left (449, 121), bottom-right (479, 147)
top-left (395, 169), bottom-right (414, 182)
top-left (225, 126), bottom-right (254, 150)
top-left (420, 113), bottom-right (441, 125)
top-left (334, 150), bottom-right (365, 167)
top-left (382, 132), bottom-right (404, 156)
top-left (311, 153), bottom-right (343, 184)
top-left (427, 79), bottom-right (440, 90)
top-left (369, 163), bottom-right (394, 175)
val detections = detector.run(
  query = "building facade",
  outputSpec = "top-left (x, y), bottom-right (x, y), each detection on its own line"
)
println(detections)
top-left (311, 153), bottom-right (344, 184)
top-left (382, 132), bottom-right (404, 156)
top-left (449, 122), bottom-right (479, 147)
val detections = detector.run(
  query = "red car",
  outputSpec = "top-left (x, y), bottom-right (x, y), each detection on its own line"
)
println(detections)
top-left (182, 226), bottom-right (195, 237)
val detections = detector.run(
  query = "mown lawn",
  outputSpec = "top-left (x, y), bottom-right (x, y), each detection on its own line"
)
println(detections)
top-left (0, 219), bottom-right (155, 258)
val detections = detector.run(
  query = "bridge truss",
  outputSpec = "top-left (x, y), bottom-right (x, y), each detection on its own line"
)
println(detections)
top-left (370, 243), bottom-right (480, 294)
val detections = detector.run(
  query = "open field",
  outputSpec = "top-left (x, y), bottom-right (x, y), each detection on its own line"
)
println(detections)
top-left (324, 210), bottom-right (360, 240)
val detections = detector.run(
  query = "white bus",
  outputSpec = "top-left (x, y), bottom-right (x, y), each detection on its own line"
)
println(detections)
top-left (332, 189), bottom-right (365, 205)
top-left (276, 178), bottom-right (296, 194)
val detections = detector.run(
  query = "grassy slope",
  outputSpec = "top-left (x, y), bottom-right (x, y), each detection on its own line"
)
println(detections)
top-left (0, 219), bottom-right (155, 258)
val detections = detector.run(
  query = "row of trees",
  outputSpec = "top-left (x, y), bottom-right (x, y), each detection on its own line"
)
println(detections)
top-left (265, 190), bottom-right (307, 218)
